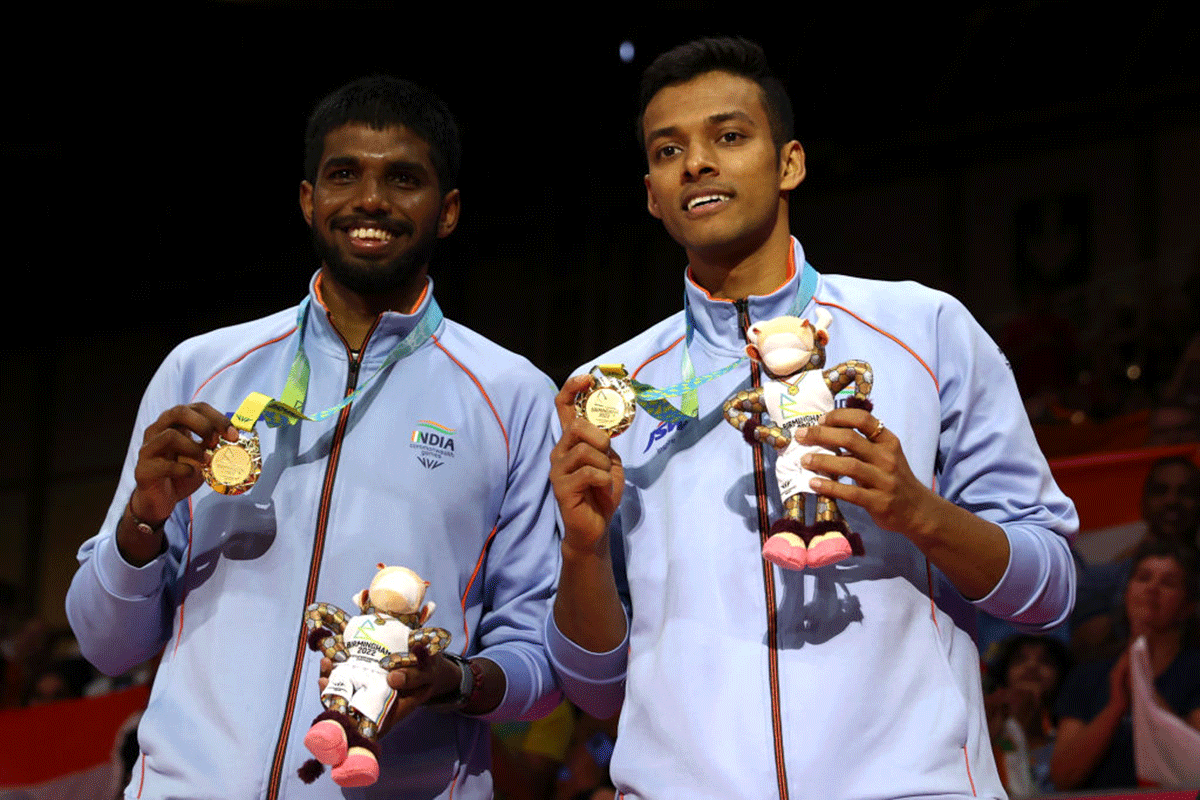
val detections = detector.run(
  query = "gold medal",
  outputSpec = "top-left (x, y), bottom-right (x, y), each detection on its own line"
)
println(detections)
top-left (575, 364), bottom-right (637, 436)
top-left (203, 430), bottom-right (262, 495)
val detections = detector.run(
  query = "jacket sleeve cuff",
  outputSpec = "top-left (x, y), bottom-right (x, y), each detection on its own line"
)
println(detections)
top-left (972, 525), bottom-right (1075, 631)
top-left (544, 607), bottom-right (628, 720)
top-left (472, 643), bottom-right (561, 723)
top-left (96, 532), bottom-right (168, 600)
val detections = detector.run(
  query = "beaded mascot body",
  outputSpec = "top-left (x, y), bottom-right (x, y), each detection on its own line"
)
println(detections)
top-left (299, 565), bottom-right (451, 787)
top-left (723, 310), bottom-right (874, 570)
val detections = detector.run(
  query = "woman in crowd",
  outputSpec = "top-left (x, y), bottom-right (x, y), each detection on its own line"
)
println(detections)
top-left (1050, 539), bottom-right (1200, 789)
top-left (986, 635), bottom-right (1072, 796)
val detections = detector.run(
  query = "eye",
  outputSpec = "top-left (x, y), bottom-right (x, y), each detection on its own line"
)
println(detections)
top-left (719, 131), bottom-right (745, 144)
top-left (327, 168), bottom-right (356, 183)
top-left (654, 144), bottom-right (681, 161)
top-left (389, 172), bottom-right (420, 188)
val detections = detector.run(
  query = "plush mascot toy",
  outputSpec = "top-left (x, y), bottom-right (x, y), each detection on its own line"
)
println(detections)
top-left (297, 564), bottom-right (451, 787)
top-left (723, 310), bottom-right (874, 570)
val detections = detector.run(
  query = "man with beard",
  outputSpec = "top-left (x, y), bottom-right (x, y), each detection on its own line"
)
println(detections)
top-left (67, 76), bottom-right (561, 799)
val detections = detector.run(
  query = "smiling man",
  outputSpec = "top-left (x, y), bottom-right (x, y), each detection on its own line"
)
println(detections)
top-left (545, 38), bottom-right (1078, 799)
top-left (67, 76), bottom-right (561, 800)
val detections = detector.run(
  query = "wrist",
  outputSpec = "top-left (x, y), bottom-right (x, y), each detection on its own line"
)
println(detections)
top-left (425, 653), bottom-right (483, 713)
top-left (561, 533), bottom-right (612, 564)
top-left (117, 495), bottom-right (169, 567)
top-left (127, 492), bottom-right (169, 534)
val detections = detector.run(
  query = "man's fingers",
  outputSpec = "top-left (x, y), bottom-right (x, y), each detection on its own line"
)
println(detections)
top-left (388, 666), bottom-right (434, 697)
top-left (144, 403), bottom-right (237, 447)
top-left (820, 408), bottom-right (894, 446)
top-left (795, 419), bottom-right (895, 466)
top-left (411, 642), bottom-right (430, 668)
top-left (139, 427), bottom-right (212, 466)
top-left (554, 375), bottom-right (594, 430)
top-left (553, 439), bottom-right (618, 478)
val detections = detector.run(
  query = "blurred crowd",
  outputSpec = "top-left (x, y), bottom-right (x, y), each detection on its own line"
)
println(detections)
top-left (999, 254), bottom-right (1200, 455)
top-left (982, 456), bottom-right (1200, 796)
top-left (0, 584), bottom-right (154, 711)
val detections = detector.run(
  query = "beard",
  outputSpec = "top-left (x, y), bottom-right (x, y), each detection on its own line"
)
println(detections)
top-left (310, 222), bottom-right (438, 298)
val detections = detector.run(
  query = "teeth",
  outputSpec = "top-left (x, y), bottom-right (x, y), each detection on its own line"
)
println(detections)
top-left (349, 228), bottom-right (393, 242)
top-left (687, 194), bottom-right (728, 211)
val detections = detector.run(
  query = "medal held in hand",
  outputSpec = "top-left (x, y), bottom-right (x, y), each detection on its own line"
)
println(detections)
top-left (204, 430), bottom-right (263, 495)
top-left (575, 364), bottom-right (637, 436)
top-left (203, 393), bottom-right (274, 495)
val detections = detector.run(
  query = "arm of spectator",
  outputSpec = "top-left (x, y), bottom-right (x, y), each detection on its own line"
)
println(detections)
top-left (1049, 651), bottom-right (1130, 790)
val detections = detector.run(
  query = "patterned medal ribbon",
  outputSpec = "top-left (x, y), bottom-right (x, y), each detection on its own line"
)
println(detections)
top-left (633, 253), bottom-right (817, 425)
top-left (240, 294), bottom-right (444, 429)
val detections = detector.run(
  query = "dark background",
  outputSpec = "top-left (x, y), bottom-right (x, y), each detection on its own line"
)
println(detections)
top-left (12, 3), bottom-right (1198, 358)
top-left (4, 1), bottom-right (1198, 621)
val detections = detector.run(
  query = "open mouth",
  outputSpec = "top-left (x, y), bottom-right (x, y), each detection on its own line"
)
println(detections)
top-left (684, 193), bottom-right (731, 212)
top-left (348, 226), bottom-right (395, 244)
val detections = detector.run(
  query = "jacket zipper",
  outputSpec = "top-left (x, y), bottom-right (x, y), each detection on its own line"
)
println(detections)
top-left (737, 298), bottom-right (790, 800)
top-left (265, 319), bottom-right (379, 799)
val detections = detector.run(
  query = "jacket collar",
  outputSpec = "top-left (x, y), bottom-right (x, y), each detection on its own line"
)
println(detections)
top-left (306, 271), bottom-right (441, 365)
top-left (683, 238), bottom-right (818, 354)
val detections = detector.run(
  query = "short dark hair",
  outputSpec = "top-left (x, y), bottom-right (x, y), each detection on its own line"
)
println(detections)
top-left (1144, 455), bottom-right (1200, 495)
top-left (990, 634), bottom-right (1073, 693)
top-left (1129, 537), bottom-right (1200, 604)
top-left (304, 75), bottom-right (461, 195)
top-left (637, 37), bottom-right (794, 153)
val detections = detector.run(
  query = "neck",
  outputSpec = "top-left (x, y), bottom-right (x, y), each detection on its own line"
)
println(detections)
top-left (317, 267), bottom-right (427, 351)
top-left (688, 212), bottom-right (793, 300)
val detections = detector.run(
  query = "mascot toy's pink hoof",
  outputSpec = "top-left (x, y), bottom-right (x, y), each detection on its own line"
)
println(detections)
top-left (331, 748), bottom-right (380, 788)
top-left (806, 534), bottom-right (852, 568)
top-left (762, 533), bottom-right (808, 570)
top-left (304, 719), bottom-right (348, 765)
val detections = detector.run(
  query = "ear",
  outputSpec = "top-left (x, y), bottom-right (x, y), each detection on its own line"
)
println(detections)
top-left (353, 589), bottom-right (369, 611)
top-left (299, 181), bottom-right (314, 228)
top-left (437, 188), bottom-right (461, 239)
top-left (745, 344), bottom-right (761, 362)
top-left (645, 174), bottom-right (663, 220)
top-left (418, 602), bottom-right (435, 626)
top-left (816, 330), bottom-right (829, 346)
top-left (778, 141), bottom-right (805, 192)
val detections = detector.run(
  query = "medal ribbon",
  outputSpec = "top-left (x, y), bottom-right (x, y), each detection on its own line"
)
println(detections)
top-left (633, 254), bottom-right (818, 425)
top-left (234, 294), bottom-right (444, 430)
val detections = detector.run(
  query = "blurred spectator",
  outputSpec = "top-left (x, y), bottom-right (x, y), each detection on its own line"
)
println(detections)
top-left (553, 707), bottom-right (617, 800)
top-left (1051, 539), bottom-right (1200, 789)
top-left (25, 657), bottom-right (91, 706)
top-left (984, 635), bottom-right (1073, 797)
top-left (1, 582), bottom-right (48, 709)
top-left (1147, 402), bottom-right (1200, 446)
top-left (491, 701), bottom-right (617, 800)
top-left (999, 294), bottom-right (1081, 426)
top-left (1138, 455), bottom-right (1200, 551)
top-left (1070, 455), bottom-right (1200, 663)
top-left (492, 700), bottom-right (577, 800)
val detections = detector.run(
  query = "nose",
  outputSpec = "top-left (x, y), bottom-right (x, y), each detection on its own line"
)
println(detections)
top-left (683, 142), bottom-right (718, 181)
top-left (353, 174), bottom-right (390, 214)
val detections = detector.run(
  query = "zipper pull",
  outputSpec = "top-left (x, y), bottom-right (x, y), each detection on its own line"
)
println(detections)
top-left (735, 298), bottom-right (750, 332)
top-left (735, 298), bottom-right (761, 388)
top-left (345, 353), bottom-right (362, 395)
